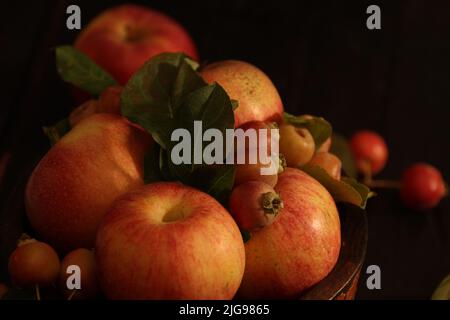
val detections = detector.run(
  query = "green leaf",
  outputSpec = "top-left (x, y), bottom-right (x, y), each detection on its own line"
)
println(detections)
top-left (301, 164), bottom-right (373, 209)
top-left (284, 112), bottom-right (332, 149)
top-left (42, 118), bottom-right (71, 146)
top-left (55, 45), bottom-right (117, 96)
top-left (431, 273), bottom-right (450, 300)
top-left (330, 133), bottom-right (357, 178)
top-left (122, 52), bottom-right (236, 204)
top-left (206, 164), bottom-right (236, 205)
top-left (121, 53), bottom-right (206, 149)
top-left (231, 99), bottom-right (239, 110)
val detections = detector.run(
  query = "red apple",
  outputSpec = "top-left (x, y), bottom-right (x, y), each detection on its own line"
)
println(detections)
top-left (350, 130), bottom-right (388, 175)
top-left (200, 60), bottom-right (284, 127)
top-left (26, 114), bottom-right (152, 252)
top-left (237, 168), bottom-right (341, 299)
top-left (308, 152), bottom-right (342, 180)
top-left (75, 5), bottom-right (198, 85)
top-left (234, 121), bottom-right (280, 187)
top-left (400, 163), bottom-right (447, 210)
top-left (59, 248), bottom-right (99, 299)
top-left (229, 181), bottom-right (283, 231)
top-left (95, 182), bottom-right (245, 299)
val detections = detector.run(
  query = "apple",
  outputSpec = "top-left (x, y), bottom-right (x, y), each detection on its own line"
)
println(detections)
top-left (279, 123), bottom-right (315, 167)
top-left (237, 168), bottom-right (341, 299)
top-left (95, 182), bottom-right (246, 299)
top-left (234, 121), bottom-right (280, 187)
top-left (317, 136), bottom-right (332, 153)
top-left (400, 163), bottom-right (447, 210)
top-left (75, 4), bottom-right (199, 85)
top-left (200, 60), bottom-right (284, 127)
top-left (350, 130), bottom-right (388, 176)
top-left (59, 248), bottom-right (99, 299)
top-left (69, 86), bottom-right (123, 127)
top-left (229, 181), bottom-right (283, 231)
top-left (25, 114), bottom-right (152, 252)
top-left (308, 152), bottom-right (342, 180)
top-left (8, 240), bottom-right (60, 288)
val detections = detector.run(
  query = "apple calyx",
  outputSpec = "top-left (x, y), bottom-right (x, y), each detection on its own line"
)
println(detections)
top-left (278, 154), bottom-right (287, 174)
top-left (261, 192), bottom-right (284, 216)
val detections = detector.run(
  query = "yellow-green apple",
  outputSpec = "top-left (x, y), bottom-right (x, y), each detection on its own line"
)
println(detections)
top-left (229, 181), bottom-right (283, 231)
top-left (237, 168), bottom-right (341, 299)
top-left (75, 5), bottom-right (198, 85)
top-left (25, 114), bottom-right (152, 252)
top-left (279, 123), bottom-right (315, 167)
top-left (200, 60), bottom-right (284, 127)
top-left (95, 182), bottom-right (245, 299)
top-left (308, 152), bottom-right (342, 180)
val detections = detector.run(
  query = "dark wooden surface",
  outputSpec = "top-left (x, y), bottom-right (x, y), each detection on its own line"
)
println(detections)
top-left (1, 0), bottom-right (449, 299)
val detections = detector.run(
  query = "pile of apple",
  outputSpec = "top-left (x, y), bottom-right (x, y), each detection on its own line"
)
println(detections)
top-left (3, 4), bottom-right (446, 301)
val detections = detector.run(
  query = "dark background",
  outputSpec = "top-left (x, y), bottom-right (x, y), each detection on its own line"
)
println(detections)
top-left (0, 0), bottom-right (449, 299)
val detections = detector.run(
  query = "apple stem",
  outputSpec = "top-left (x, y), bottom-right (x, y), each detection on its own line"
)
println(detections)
top-left (261, 192), bottom-right (284, 215)
top-left (35, 284), bottom-right (40, 301)
top-left (67, 290), bottom-right (76, 301)
top-left (361, 160), bottom-right (373, 185)
top-left (365, 179), bottom-right (401, 189)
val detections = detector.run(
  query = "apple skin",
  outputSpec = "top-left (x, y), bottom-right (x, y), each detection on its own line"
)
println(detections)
top-left (25, 114), bottom-right (152, 252)
top-left (308, 152), bottom-right (342, 180)
top-left (75, 5), bottom-right (198, 85)
top-left (95, 182), bottom-right (245, 300)
top-left (200, 60), bottom-right (284, 127)
top-left (237, 168), bottom-right (341, 299)
top-left (279, 124), bottom-right (315, 167)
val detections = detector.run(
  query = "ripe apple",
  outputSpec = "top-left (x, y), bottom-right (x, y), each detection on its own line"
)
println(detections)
top-left (95, 182), bottom-right (246, 299)
top-left (237, 168), bottom-right (341, 299)
top-left (229, 181), bottom-right (283, 231)
top-left (59, 248), bottom-right (99, 299)
top-left (8, 240), bottom-right (60, 288)
top-left (350, 130), bottom-right (388, 175)
top-left (400, 163), bottom-right (447, 210)
top-left (234, 121), bottom-right (280, 187)
top-left (200, 60), bottom-right (284, 127)
top-left (308, 152), bottom-right (342, 180)
top-left (26, 114), bottom-right (152, 252)
top-left (279, 123), bottom-right (315, 167)
top-left (75, 5), bottom-right (199, 85)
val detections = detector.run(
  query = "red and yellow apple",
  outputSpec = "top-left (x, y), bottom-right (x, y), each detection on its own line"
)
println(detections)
top-left (200, 60), bottom-right (284, 127)
top-left (75, 5), bottom-right (199, 85)
top-left (95, 182), bottom-right (245, 299)
top-left (308, 152), bottom-right (342, 180)
top-left (25, 114), bottom-right (152, 252)
top-left (237, 168), bottom-right (341, 299)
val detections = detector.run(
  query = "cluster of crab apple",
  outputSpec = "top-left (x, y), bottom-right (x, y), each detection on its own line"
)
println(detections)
top-left (350, 130), bottom-right (447, 210)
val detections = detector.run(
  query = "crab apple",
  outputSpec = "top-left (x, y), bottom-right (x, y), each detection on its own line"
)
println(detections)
top-left (308, 152), bottom-right (342, 180)
top-left (317, 136), bottom-right (332, 153)
top-left (8, 241), bottom-right (60, 288)
top-left (279, 124), bottom-right (315, 167)
top-left (200, 60), bottom-right (284, 127)
top-left (400, 163), bottom-right (447, 210)
top-left (234, 121), bottom-right (280, 187)
top-left (75, 5), bottom-right (198, 85)
top-left (59, 248), bottom-right (99, 299)
top-left (97, 86), bottom-right (123, 114)
top-left (229, 181), bottom-right (283, 231)
top-left (350, 130), bottom-right (388, 175)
